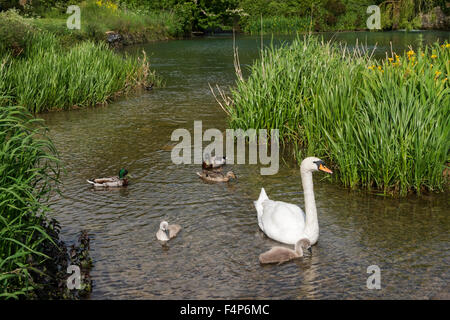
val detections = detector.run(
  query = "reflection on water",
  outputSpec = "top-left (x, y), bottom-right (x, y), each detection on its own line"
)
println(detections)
top-left (41, 31), bottom-right (449, 299)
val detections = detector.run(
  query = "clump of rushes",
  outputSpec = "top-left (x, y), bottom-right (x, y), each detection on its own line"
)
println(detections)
top-left (0, 104), bottom-right (60, 298)
top-left (219, 37), bottom-right (449, 196)
top-left (0, 32), bottom-right (161, 113)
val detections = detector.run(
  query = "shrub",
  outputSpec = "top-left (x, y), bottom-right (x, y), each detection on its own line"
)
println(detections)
top-left (0, 9), bottom-right (36, 56)
top-left (326, 0), bottom-right (346, 16)
top-left (219, 37), bottom-right (450, 195)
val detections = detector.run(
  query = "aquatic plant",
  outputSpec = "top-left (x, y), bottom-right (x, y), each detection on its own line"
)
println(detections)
top-left (218, 36), bottom-right (449, 195)
top-left (0, 104), bottom-right (60, 299)
top-left (0, 32), bottom-right (161, 113)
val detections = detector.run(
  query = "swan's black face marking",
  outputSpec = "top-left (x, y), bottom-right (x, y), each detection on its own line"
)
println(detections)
top-left (313, 160), bottom-right (333, 174)
top-left (313, 160), bottom-right (325, 169)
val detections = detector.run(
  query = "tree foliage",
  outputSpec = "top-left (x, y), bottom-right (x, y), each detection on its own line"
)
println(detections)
top-left (0, 0), bottom-right (448, 32)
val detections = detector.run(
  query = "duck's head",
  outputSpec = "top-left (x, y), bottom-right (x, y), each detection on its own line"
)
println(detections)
top-left (226, 171), bottom-right (237, 179)
top-left (300, 157), bottom-right (333, 174)
top-left (119, 168), bottom-right (129, 179)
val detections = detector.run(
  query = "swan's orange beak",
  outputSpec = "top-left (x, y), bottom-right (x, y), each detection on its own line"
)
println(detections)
top-left (319, 164), bottom-right (333, 174)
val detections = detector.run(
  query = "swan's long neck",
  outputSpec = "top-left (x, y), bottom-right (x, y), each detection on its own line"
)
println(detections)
top-left (300, 169), bottom-right (319, 244)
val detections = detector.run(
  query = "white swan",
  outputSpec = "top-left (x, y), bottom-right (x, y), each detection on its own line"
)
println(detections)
top-left (254, 157), bottom-right (332, 245)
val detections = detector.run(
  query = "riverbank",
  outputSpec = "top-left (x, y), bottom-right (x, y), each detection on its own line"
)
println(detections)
top-left (217, 36), bottom-right (450, 196)
top-left (5, 1), bottom-right (449, 46)
top-left (0, 10), bottom-right (162, 113)
top-left (239, 1), bottom-right (450, 34)
top-left (0, 3), bottom-right (167, 298)
top-left (0, 105), bottom-right (92, 299)
top-left (22, 1), bottom-right (184, 44)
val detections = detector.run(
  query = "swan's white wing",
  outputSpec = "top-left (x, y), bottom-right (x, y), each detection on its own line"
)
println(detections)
top-left (261, 200), bottom-right (305, 244)
top-left (257, 211), bottom-right (264, 231)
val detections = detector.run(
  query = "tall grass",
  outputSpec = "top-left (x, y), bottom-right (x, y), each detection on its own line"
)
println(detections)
top-left (219, 37), bottom-right (450, 195)
top-left (0, 104), bottom-right (60, 299)
top-left (81, 1), bottom-right (184, 39)
top-left (30, 1), bottom-right (184, 43)
top-left (0, 31), bottom-right (160, 113)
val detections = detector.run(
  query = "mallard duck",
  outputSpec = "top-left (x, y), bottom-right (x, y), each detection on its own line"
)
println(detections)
top-left (156, 221), bottom-right (182, 242)
top-left (87, 168), bottom-right (129, 187)
top-left (202, 153), bottom-right (227, 170)
top-left (259, 239), bottom-right (311, 265)
top-left (196, 170), bottom-right (236, 182)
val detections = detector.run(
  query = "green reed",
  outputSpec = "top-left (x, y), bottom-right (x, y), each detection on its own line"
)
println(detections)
top-left (221, 37), bottom-right (449, 195)
top-left (0, 104), bottom-right (60, 299)
top-left (0, 32), bottom-right (161, 113)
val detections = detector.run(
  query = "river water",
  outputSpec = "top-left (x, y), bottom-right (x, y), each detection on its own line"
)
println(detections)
top-left (41, 31), bottom-right (449, 299)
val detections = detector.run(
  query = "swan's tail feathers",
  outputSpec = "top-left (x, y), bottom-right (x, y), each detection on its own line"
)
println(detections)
top-left (258, 187), bottom-right (268, 202)
top-left (254, 188), bottom-right (268, 231)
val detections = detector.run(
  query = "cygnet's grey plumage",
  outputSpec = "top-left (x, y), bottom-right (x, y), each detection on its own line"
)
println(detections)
top-left (168, 224), bottom-right (181, 238)
top-left (259, 238), bottom-right (311, 264)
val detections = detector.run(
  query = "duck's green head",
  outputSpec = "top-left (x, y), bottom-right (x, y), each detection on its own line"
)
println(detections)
top-left (119, 168), bottom-right (129, 179)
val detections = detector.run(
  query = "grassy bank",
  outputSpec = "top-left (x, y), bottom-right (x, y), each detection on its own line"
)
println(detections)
top-left (3, 0), bottom-right (448, 37)
top-left (239, 0), bottom-right (449, 34)
top-left (0, 10), bottom-right (161, 113)
top-left (241, 13), bottom-right (368, 34)
top-left (0, 104), bottom-right (58, 298)
top-left (1, 105), bottom-right (53, 298)
top-left (0, 104), bottom-right (93, 299)
top-left (219, 37), bottom-right (449, 196)
top-left (7, 1), bottom-right (185, 43)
